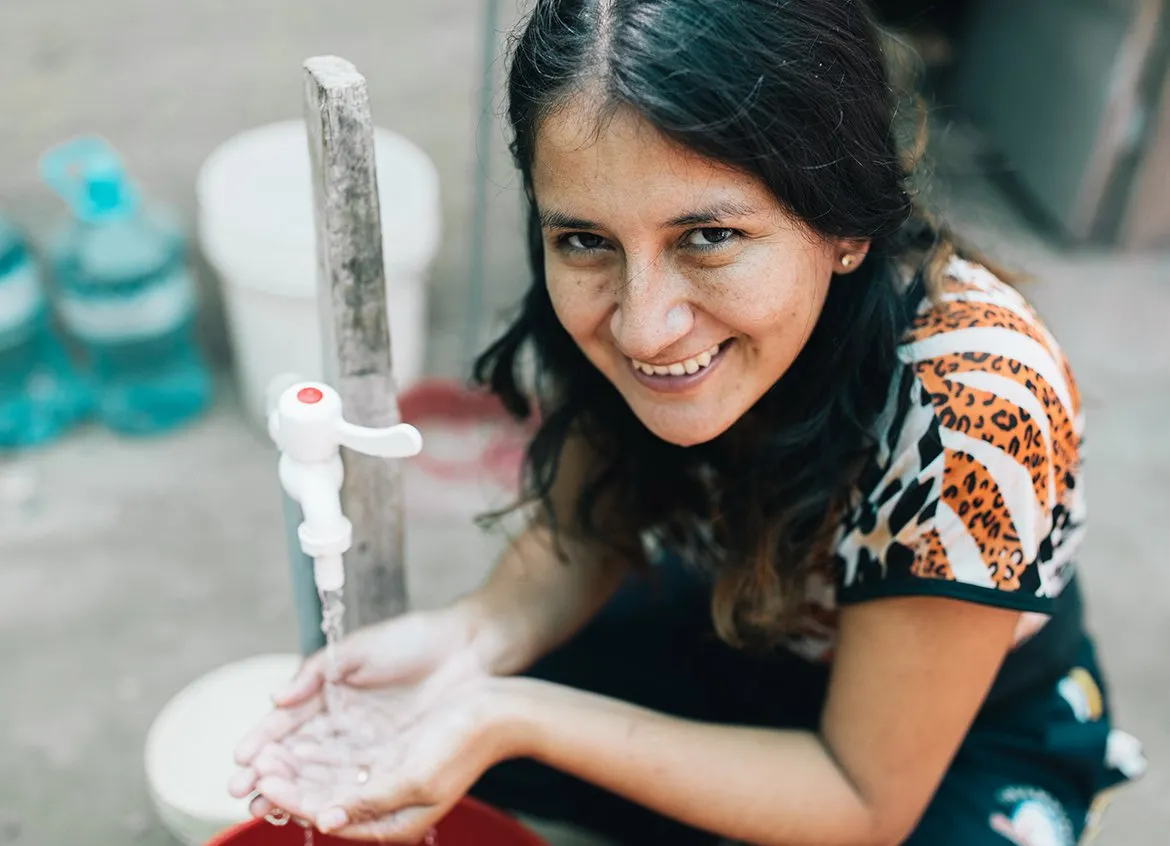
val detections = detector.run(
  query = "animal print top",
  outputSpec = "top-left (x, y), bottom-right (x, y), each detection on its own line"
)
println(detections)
top-left (785, 256), bottom-right (1085, 663)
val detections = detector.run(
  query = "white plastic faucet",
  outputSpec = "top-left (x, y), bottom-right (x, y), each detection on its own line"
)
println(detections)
top-left (266, 378), bottom-right (422, 593)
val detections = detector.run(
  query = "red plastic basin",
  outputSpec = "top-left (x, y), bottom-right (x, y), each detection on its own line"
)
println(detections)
top-left (205, 798), bottom-right (547, 846)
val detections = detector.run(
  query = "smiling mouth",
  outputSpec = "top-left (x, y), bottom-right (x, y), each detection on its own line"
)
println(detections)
top-left (627, 340), bottom-right (733, 390)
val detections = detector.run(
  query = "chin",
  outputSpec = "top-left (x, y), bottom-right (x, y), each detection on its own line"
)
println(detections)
top-left (634, 406), bottom-right (738, 448)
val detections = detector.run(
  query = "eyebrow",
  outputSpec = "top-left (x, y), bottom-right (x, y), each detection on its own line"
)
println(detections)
top-left (538, 199), bottom-right (759, 231)
top-left (539, 209), bottom-right (599, 230)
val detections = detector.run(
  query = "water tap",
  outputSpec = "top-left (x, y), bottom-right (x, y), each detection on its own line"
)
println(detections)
top-left (266, 378), bottom-right (422, 593)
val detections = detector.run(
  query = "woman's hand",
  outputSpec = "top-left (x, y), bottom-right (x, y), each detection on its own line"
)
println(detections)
top-left (229, 513), bottom-right (630, 831)
top-left (229, 605), bottom-right (486, 814)
top-left (276, 605), bottom-right (479, 707)
top-left (245, 676), bottom-right (523, 842)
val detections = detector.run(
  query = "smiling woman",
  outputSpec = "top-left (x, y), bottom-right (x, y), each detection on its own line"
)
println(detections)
top-left (532, 104), bottom-right (847, 447)
top-left (233, 2), bottom-right (1145, 844)
top-left (476, 0), bottom-right (927, 633)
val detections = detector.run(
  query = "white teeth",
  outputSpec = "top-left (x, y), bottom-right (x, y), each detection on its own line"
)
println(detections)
top-left (631, 342), bottom-right (725, 378)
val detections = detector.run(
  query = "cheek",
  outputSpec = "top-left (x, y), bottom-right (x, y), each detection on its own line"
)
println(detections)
top-left (545, 268), bottom-right (609, 342)
top-left (705, 251), bottom-right (832, 334)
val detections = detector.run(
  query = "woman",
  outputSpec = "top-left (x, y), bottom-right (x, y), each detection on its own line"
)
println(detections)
top-left (230, 1), bottom-right (1145, 843)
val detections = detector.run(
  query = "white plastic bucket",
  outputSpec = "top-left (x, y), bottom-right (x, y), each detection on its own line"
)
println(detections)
top-left (144, 653), bottom-right (302, 846)
top-left (196, 120), bottom-right (440, 428)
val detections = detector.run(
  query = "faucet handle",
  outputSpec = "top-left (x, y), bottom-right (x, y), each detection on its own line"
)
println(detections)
top-left (338, 419), bottom-right (423, 458)
top-left (268, 378), bottom-right (423, 462)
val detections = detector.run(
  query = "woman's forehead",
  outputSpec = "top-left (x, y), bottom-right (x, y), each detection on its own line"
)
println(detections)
top-left (531, 100), bottom-right (773, 222)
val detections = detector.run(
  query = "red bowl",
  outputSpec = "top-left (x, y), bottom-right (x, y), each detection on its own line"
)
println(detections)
top-left (205, 798), bottom-right (547, 846)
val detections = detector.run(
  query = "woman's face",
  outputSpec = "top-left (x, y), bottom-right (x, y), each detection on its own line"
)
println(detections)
top-left (532, 100), bottom-right (866, 447)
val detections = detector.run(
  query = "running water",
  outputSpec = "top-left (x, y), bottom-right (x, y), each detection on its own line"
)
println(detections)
top-left (264, 587), bottom-right (346, 845)
top-left (319, 588), bottom-right (347, 717)
top-left (266, 587), bottom-right (439, 845)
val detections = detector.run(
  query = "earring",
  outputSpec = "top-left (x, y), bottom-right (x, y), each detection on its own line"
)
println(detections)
top-left (840, 255), bottom-right (856, 269)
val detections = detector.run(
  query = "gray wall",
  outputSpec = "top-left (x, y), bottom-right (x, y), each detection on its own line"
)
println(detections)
top-left (953, 0), bottom-right (1163, 242)
top-left (0, 0), bottom-right (530, 378)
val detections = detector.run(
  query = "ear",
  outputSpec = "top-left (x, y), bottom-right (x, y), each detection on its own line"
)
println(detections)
top-left (833, 238), bottom-right (871, 275)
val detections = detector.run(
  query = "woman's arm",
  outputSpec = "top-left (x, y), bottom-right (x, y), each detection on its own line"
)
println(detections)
top-left (494, 596), bottom-right (1021, 846)
top-left (456, 435), bottom-right (642, 676)
top-left (455, 523), bottom-right (628, 676)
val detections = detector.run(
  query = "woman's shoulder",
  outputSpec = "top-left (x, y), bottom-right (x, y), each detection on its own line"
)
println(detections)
top-left (835, 256), bottom-right (1085, 609)
top-left (897, 256), bottom-right (1083, 436)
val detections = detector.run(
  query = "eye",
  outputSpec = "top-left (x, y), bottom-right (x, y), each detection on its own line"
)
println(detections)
top-left (559, 232), bottom-right (609, 252)
top-left (684, 228), bottom-right (738, 250)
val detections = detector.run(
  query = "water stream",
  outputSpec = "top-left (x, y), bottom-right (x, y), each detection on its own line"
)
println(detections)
top-left (319, 588), bottom-right (347, 718)
top-left (264, 587), bottom-right (346, 845)
top-left (266, 586), bottom-right (438, 845)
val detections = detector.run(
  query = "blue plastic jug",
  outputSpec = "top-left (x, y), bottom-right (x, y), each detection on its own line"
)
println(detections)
top-left (41, 136), bottom-right (211, 434)
top-left (0, 216), bottom-right (89, 449)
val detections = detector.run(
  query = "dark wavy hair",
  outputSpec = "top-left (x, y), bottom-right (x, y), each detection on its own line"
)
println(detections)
top-left (474, 0), bottom-right (973, 647)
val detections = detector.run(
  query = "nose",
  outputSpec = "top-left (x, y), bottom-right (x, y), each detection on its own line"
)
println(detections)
top-left (609, 257), bottom-right (693, 361)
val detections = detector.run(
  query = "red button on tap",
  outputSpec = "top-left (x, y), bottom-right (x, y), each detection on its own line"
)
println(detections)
top-left (297, 387), bottom-right (324, 404)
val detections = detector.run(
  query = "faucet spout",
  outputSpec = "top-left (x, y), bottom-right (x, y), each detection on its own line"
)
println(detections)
top-left (278, 452), bottom-right (352, 592)
top-left (311, 553), bottom-right (345, 594)
top-left (266, 379), bottom-right (423, 595)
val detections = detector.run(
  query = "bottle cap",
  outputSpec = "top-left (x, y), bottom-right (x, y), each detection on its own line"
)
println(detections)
top-left (40, 135), bottom-right (140, 223)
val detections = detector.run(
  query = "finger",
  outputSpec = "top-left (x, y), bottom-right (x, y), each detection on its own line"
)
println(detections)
top-left (323, 625), bottom-right (406, 689)
top-left (271, 651), bottom-right (329, 706)
top-left (252, 742), bottom-right (300, 781)
top-left (228, 767), bottom-right (258, 799)
top-left (274, 627), bottom-right (386, 706)
top-left (328, 805), bottom-right (437, 842)
top-left (288, 713), bottom-right (336, 743)
top-left (234, 696), bottom-right (324, 766)
top-left (284, 748), bottom-right (369, 781)
top-left (248, 793), bottom-right (276, 819)
top-left (255, 775), bottom-right (325, 823)
top-left (286, 737), bottom-right (372, 766)
top-left (317, 773), bottom-right (428, 832)
top-left (291, 757), bottom-right (380, 789)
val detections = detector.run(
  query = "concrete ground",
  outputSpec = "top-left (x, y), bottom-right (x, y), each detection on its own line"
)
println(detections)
top-left (1, 2), bottom-right (1168, 844)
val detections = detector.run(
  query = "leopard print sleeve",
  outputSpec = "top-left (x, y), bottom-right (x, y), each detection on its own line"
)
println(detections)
top-left (834, 258), bottom-right (1084, 611)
